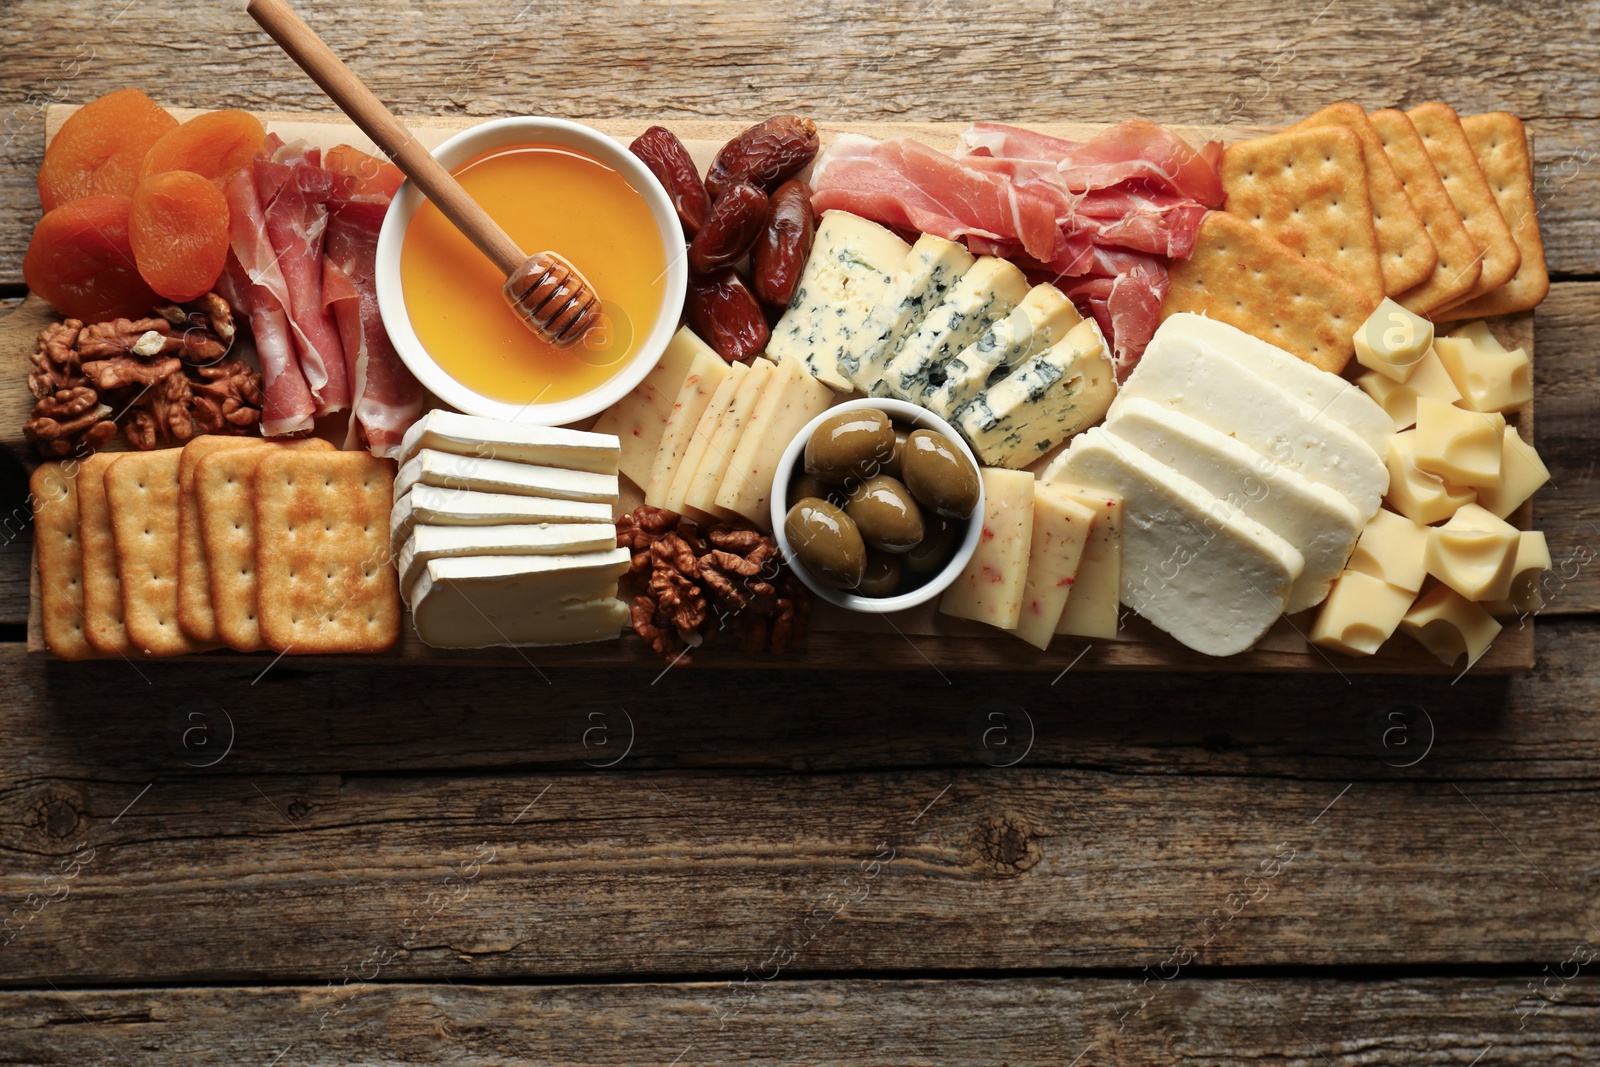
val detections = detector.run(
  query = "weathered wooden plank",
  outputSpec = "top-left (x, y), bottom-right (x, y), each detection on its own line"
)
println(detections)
top-left (2, 979), bottom-right (1594, 1065)
top-left (0, 0), bottom-right (1598, 282)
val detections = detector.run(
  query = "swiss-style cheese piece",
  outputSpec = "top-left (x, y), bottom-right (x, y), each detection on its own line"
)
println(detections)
top-left (683, 358), bottom-right (774, 521)
top-left (645, 348), bottom-right (733, 505)
top-left (1356, 346), bottom-right (1463, 430)
top-left (395, 449), bottom-right (619, 504)
top-left (1425, 503), bottom-right (1520, 601)
top-left (1400, 582), bottom-right (1502, 667)
top-left (1346, 508), bottom-right (1430, 594)
top-left (661, 361), bottom-right (748, 515)
top-left (1484, 530), bottom-right (1552, 617)
top-left (1413, 397), bottom-right (1505, 488)
top-left (939, 467), bottom-right (1035, 630)
top-left (397, 410), bottom-right (619, 474)
top-left (766, 210), bottom-right (911, 391)
top-left (715, 359), bottom-right (835, 527)
top-left (1049, 428), bottom-right (1305, 657)
top-left (1354, 297), bottom-right (1434, 382)
top-left (1476, 425), bottom-right (1549, 519)
top-left (1385, 429), bottom-right (1475, 525)
top-left (924, 284), bottom-right (1082, 419)
top-left (391, 485), bottom-right (615, 554)
top-left (1435, 320), bottom-right (1533, 413)
top-left (592, 326), bottom-right (713, 488)
top-left (398, 522), bottom-right (619, 599)
top-left (1044, 482), bottom-right (1123, 640)
top-left (880, 256), bottom-right (1030, 401)
top-left (846, 233), bottom-right (975, 389)
top-left (1007, 483), bottom-right (1097, 650)
top-left (1309, 569), bottom-right (1415, 656)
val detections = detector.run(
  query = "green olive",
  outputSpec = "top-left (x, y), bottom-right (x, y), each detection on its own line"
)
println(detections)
top-left (881, 426), bottom-right (908, 480)
top-left (902, 430), bottom-right (980, 519)
top-left (804, 408), bottom-right (897, 484)
top-left (855, 550), bottom-right (903, 597)
top-left (784, 497), bottom-right (866, 589)
top-left (904, 515), bottom-right (960, 576)
top-left (844, 475), bottom-right (924, 554)
top-left (790, 472), bottom-right (843, 509)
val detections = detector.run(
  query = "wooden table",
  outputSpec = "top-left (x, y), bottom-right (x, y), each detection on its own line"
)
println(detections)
top-left (3, 1), bottom-right (1599, 1062)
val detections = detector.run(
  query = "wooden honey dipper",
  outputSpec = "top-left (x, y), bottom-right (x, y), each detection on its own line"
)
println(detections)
top-left (247, 0), bottom-right (602, 346)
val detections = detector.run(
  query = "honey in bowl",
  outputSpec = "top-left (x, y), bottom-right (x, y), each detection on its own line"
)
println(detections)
top-left (400, 144), bottom-right (668, 405)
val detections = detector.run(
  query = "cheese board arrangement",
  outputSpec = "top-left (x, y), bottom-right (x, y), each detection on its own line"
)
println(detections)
top-left (7, 8), bottom-right (1551, 672)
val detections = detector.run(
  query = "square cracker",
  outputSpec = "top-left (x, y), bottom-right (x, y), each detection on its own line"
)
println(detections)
top-left (1287, 102), bottom-right (1437, 296)
top-left (1406, 102), bottom-right (1521, 302)
top-left (76, 452), bottom-right (130, 656)
top-left (1162, 211), bottom-right (1373, 374)
top-left (1369, 108), bottom-right (1484, 314)
top-left (254, 450), bottom-right (400, 654)
top-left (106, 450), bottom-right (213, 657)
top-left (1222, 125), bottom-right (1386, 307)
top-left (31, 462), bottom-right (96, 660)
top-left (1439, 111), bottom-right (1550, 320)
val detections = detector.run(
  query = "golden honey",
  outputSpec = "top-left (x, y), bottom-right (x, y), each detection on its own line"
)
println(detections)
top-left (400, 145), bottom-right (668, 405)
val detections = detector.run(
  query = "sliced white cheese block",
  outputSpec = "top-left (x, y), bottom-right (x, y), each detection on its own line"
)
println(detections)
top-left (390, 484), bottom-right (615, 553)
top-left (661, 361), bottom-right (748, 515)
top-left (413, 593), bottom-right (629, 650)
top-left (397, 409), bottom-right (619, 474)
top-left (714, 359), bottom-right (836, 528)
top-left (1007, 483), bottom-right (1098, 650)
top-left (846, 233), bottom-right (975, 390)
top-left (879, 256), bottom-right (1030, 400)
top-left (1106, 398), bottom-right (1364, 614)
top-left (398, 522), bottom-right (619, 599)
top-left (395, 449), bottom-right (619, 504)
top-left (683, 359), bottom-right (774, 521)
top-left (1050, 428), bottom-right (1305, 657)
top-left (592, 326), bottom-right (714, 488)
top-left (645, 348), bottom-right (732, 505)
top-left (925, 284), bottom-right (1083, 420)
top-left (1157, 313), bottom-right (1393, 454)
top-left (766, 211), bottom-right (911, 391)
top-left (1121, 330), bottom-right (1389, 518)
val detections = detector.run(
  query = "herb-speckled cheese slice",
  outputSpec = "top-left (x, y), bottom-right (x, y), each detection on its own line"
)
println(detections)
top-left (956, 318), bottom-right (1116, 469)
top-left (939, 467), bottom-right (1036, 630)
top-left (925, 284), bottom-right (1083, 420)
top-left (765, 211), bottom-right (911, 391)
top-left (845, 233), bottom-right (975, 391)
top-left (879, 256), bottom-right (1030, 402)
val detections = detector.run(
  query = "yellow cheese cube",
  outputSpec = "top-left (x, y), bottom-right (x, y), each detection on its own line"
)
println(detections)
top-left (1007, 484), bottom-right (1097, 650)
top-left (1400, 583), bottom-right (1502, 667)
top-left (1357, 347), bottom-right (1462, 430)
top-left (1424, 503), bottom-right (1520, 601)
top-left (1475, 425), bottom-right (1549, 519)
top-left (940, 468), bottom-right (1035, 630)
top-left (1309, 569), bottom-right (1415, 656)
top-left (1354, 298), bottom-right (1433, 382)
top-left (1053, 485), bottom-right (1123, 640)
top-left (1435, 321), bottom-right (1533, 413)
top-left (1484, 530), bottom-right (1552, 617)
top-left (1385, 429), bottom-right (1475, 525)
top-left (1347, 508), bottom-right (1429, 593)
top-left (1413, 398), bottom-right (1505, 488)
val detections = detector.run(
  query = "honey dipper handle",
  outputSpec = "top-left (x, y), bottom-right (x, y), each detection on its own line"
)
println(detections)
top-left (246, 0), bottom-right (526, 277)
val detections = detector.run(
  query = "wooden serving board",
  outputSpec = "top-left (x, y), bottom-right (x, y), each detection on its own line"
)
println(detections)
top-left (8, 107), bottom-right (1536, 672)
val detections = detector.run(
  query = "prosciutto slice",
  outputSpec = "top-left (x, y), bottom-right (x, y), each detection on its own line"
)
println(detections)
top-left (956, 120), bottom-right (1226, 207)
top-left (1063, 251), bottom-right (1171, 379)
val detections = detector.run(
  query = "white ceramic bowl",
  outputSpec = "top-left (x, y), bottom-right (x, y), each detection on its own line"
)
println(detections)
top-left (771, 398), bottom-right (985, 614)
top-left (375, 117), bottom-right (687, 425)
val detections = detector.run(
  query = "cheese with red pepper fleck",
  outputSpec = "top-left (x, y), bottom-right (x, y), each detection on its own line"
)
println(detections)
top-left (1053, 485), bottom-right (1123, 641)
top-left (939, 468), bottom-right (1035, 629)
top-left (1007, 483), bottom-right (1097, 649)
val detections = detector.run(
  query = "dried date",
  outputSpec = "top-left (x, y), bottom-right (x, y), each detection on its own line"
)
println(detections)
top-left (630, 125), bottom-right (710, 238)
top-left (752, 179), bottom-right (815, 308)
top-left (687, 182), bottom-right (768, 275)
top-left (686, 270), bottom-right (769, 364)
top-left (706, 115), bottom-right (819, 198)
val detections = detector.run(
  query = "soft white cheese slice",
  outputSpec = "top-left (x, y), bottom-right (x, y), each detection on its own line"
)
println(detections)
top-left (924, 283), bottom-right (1083, 420)
top-left (396, 409), bottom-right (619, 474)
top-left (879, 256), bottom-right (1030, 401)
top-left (846, 233), bottom-right (975, 391)
top-left (1049, 427), bottom-right (1305, 657)
top-left (390, 484), bottom-right (615, 553)
top-left (395, 449), bottom-right (619, 504)
top-left (397, 522), bottom-right (620, 599)
top-left (408, 549), bottom-right (631, 648)
top-left (1107, 398), bottom-right (1365, 614)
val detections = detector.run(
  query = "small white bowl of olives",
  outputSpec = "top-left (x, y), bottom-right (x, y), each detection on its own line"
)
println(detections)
top-left (771, 398), bottom-right (985, 613)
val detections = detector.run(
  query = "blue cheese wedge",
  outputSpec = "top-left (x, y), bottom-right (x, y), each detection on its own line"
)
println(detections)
top-left (766, 211), bottom-right (911, 391)
top-left (395, 449), bottom-right (619, 504)
top-left (390, 484), bottom-right (615, 554)
top-left (955, 318), bottom-right (1116, 469)
top-left (846, 233), bottom-right (975, 391)
top-left (398, 522), bottom-right (620, 601)
top-left (1052, 427), bottom-right (1305, 657)
top-left (924, 284), bottom-right (1083, 420)
top-left (879, 256), bottom-right (1030, 401)
top-left (397, 409), bottom-right (619, 474)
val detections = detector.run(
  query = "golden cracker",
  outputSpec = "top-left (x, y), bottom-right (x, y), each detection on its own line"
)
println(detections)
top-left (30, 462), bottom-right (95, 660)
top-left (105, 450), bottom-right (211, 657)
top-left (1407, 102), bottom-right (1521, 303)
top-left (1222, 125), bottom-right (1385, 307)
top-left (76, 452), bottom-right (130, 656)
top-left (196, 447), bottom-right (271, 651)
top-left (1287, 102), bottom-right (1437, 296)
top-left (1369, 108), bottom-right (1483, 314)
top-left (1162, 211), bottom-right (1373, 374)
top-left (254, 450), bottom-right (400, 655)
top-left (1440, 111), bottom-right (1550, 320)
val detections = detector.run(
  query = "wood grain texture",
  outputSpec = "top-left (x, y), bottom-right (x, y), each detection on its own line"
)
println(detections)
top-left (2, 979), bottom-right (1595, 1064)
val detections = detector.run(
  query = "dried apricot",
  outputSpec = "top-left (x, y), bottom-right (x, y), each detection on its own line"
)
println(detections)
top-left (323, 144), bottom-right (404, 203)
top-left (141, 110), bottom-right (266, 185)
top-left (129, 170), bottom-right (230, 302)
top-left (23, 195), bottom-right (158, 321)
top-left (37, 89), bottom-right (178, 211)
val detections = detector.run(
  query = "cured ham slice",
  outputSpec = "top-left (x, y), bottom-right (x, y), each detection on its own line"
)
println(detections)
top-left (323, 144), bottom-right (405, 207)
top-left (1064, 252), bottom-right (1170, 379)
top-left (956, 120), bottom-right (1226, 207)
top-left (324, 200), bottom-right (424, 457)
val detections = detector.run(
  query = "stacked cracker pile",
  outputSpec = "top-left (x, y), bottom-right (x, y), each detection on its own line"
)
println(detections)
top-left (1167, 103), bottom-right (1548, 370)
top-left (33, 437), bottom-right (400, 659)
